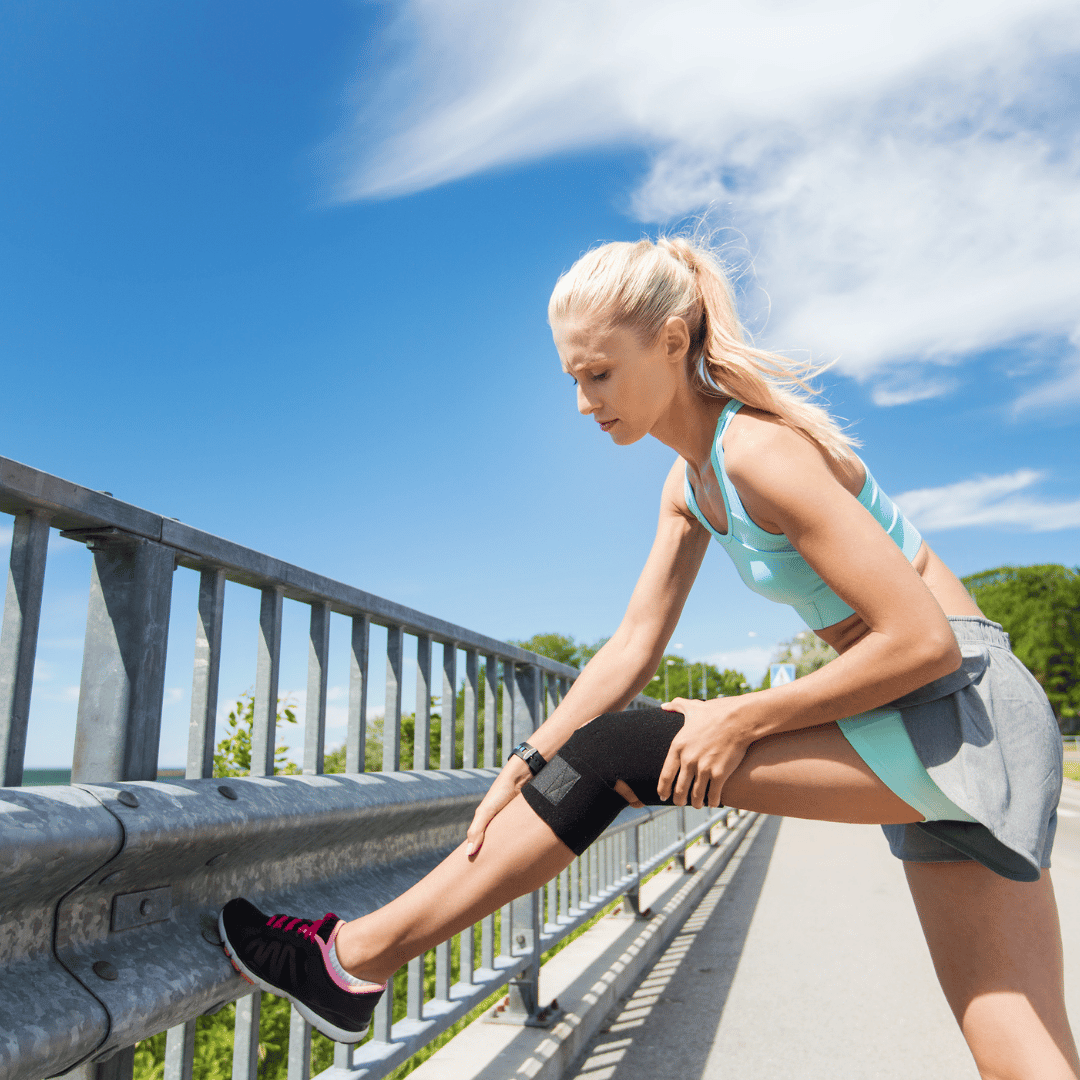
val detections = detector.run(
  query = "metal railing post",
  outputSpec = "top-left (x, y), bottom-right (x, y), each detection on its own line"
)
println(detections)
top-left (71, 531), bottom-right (175, 784)
top-left (346, 614), bottom-right (370, 772)
top-left (414, 633), bottom-right (431, 769)
top-left (383, 625), bottom-right (403, 771)
top-left (622, 825), bottom-right (649, 917)
top-left (482, 653), bottom-right (497, 767)
top-left (0, 508), bottom-right (50, 786)
top-left (440, 641), bottom-right (457, 769)
top-left (286, 1008), bottom-right (311, 1080)
top-left (232, 993), bottom-right (261, 1080)
top-left (462, 648), bottom-right (478, 768)
top-left (163, 1020), bottom-right (195, 1080)
top-left (187, 567), bottom-right (225, 779)
top-left (303, 601), bottom-right (330, 775)
top-left (677, 805), bottom-right (690, 871)
top-left (250, 585), bottom-right (283, 778)
top-left (500, 662), bottom-right (558, 1025)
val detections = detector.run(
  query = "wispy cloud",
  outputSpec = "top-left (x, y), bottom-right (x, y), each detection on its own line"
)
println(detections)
top-left (895, 469), bottom-right (1080, 533)
top-left (1012, 328), bottom-right (1080, 413)
top-left (337, 0), bottom-right (1080, 403)
top-left (870, 374), bottom-right (960, 408)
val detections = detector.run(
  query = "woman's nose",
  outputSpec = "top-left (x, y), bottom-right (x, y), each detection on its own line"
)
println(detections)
top-left (577, 384), bottom-right (594, 415)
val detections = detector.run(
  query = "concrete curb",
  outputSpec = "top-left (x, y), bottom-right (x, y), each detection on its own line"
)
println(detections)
top-left (409, 811), bottom-right (763, 1080)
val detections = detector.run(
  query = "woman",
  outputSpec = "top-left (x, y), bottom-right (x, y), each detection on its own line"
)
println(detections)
top-left (220, 237), bottom-right (1076, 1078)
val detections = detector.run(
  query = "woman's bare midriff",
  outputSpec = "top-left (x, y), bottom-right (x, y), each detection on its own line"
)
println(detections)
top-left (816, 541), bottom-right (984, 656)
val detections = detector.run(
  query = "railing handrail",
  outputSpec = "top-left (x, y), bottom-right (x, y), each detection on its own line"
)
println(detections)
top-left (0, 454), bottom-right (579, 675)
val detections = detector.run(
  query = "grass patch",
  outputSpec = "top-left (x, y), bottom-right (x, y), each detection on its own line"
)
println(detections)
top-left (1064, 761), bottom-right (1079, 783)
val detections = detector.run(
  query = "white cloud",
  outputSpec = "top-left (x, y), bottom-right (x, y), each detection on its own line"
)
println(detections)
top-left (702, 645), bottom-right (775, 683)
top-left (871, 375), bottom-right (959, 408)
top-left (895, 469), bottom-right (1080, 532)
top-left (337, 0), bottom-right (1080, 401)
top-left (1012, 328), bottom-right (1080, 413)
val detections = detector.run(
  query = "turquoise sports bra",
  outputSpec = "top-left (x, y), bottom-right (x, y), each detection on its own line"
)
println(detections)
top-left (683, 400), bottom-right (923, 630)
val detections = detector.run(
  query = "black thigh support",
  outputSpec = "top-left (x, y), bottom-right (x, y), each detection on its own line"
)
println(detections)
top-left (521, 708), bottom-right (689, 855)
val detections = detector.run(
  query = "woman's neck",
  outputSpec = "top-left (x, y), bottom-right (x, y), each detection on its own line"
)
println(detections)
top-left (651, 390), bottom-right (731, 472)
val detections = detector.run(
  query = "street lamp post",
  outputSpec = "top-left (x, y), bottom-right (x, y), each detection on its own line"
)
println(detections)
top-left (665, 658), bottom-right (676, 701)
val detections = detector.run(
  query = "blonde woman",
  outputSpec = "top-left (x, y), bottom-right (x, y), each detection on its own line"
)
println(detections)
top-left (221, 237), bottom-right (1076, 1079)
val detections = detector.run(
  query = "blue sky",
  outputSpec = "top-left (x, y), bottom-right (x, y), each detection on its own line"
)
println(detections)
top-left (2, 1), bottom-right (1079, 767)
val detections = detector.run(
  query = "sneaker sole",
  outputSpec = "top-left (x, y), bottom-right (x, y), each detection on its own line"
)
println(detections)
top-left (217, 909), bottom-right (374, 1044)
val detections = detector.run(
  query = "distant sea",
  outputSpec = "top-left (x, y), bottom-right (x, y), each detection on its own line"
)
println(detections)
top-left (21, 768), bottom-right (187, 786)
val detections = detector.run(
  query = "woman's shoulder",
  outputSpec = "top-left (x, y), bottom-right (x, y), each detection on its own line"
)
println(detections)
top-left (723, 407), bottom-right (866, 502)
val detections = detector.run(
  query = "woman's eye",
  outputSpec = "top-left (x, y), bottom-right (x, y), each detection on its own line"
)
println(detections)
top-left (592, 371), bottom-right (609, 382)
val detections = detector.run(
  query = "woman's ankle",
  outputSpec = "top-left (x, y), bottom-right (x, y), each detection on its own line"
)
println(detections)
top-left (333, 921), bottom-right (392, 983)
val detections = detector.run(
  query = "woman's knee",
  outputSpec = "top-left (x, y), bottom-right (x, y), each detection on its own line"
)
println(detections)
top-left (559, 708), bottom-right (683, 789)
top-left (520, 708), bottom-right (684, 855)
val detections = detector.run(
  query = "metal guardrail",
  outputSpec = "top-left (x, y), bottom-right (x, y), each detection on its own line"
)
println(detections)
top-left (0, 455), bottom-right (729, 1080)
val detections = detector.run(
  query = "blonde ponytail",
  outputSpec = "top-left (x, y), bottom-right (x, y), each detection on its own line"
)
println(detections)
top-left (548, 236), bottom-right (859, 464)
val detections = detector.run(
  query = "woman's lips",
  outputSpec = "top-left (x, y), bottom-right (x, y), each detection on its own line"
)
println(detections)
top-left (599, 419), bottom-right (617, 431)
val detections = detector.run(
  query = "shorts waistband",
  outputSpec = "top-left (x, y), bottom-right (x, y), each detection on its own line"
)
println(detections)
top-left (946, 615), bottom-right (1010, 649)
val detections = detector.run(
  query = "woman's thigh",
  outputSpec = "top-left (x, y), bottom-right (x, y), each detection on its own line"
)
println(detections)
top-left (904, 861), bottom-right (1080, 1078)
top-left (580, 709), bottom-right (924, 824)
top-left (718, 721), bottom-right (925, 824)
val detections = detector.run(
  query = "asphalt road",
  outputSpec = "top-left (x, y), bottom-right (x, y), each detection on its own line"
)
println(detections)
top-left (567, 782), bottom-right (1080, 1080)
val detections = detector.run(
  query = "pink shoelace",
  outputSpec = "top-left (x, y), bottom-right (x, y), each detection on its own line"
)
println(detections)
top-left (266, 912), bottom-right (337, 942)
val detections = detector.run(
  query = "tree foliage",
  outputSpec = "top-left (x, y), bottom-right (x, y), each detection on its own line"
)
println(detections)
top-left (772, 630), bottom-right (838, 678)
top-left (962, 564), bottom-right (1080, 731)
top-left (512, 632), bottom-right (750, 701)
top-left (213, 692), bottom-right (301, 777)
top-left (645, 654), bottom-right (750, 700)
top-left (510, 632), bottom-right (608, 669)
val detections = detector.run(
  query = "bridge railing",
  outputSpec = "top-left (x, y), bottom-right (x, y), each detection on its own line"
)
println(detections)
top-left (0, 456), bottom-right (730, 1080)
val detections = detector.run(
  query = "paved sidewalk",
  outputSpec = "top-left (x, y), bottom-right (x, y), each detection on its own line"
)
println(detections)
top-left (567, 807), bottom-right (1080, 1080)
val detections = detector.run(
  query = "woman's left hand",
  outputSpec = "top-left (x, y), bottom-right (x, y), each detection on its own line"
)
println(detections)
top-left (657, 698), bottom-right (752, 809)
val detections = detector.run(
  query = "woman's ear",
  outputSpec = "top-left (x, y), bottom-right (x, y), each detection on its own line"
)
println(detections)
top-left (661, 316), bottom-right (691, 365)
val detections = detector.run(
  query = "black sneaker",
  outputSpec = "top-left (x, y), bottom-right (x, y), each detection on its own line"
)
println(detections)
top-left (218, 898), bottom-right (385, 1043)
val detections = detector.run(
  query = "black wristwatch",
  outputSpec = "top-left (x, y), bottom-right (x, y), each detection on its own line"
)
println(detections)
top-left (508, 741), bottom-right (546, 775)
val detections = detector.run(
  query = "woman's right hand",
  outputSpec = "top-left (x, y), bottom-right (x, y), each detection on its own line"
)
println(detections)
top-left (465, 758), bottom-right (534, 857)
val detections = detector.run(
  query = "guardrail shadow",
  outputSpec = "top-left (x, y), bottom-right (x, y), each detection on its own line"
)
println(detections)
top-left (568, 813), bottom-right (782, 1080)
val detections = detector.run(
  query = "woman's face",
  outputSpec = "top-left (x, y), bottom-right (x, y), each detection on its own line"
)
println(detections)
top-left (551, 311), bottom-right (689, 446)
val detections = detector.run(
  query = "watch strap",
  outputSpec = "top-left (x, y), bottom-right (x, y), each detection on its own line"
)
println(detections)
top-left (509, 741), bottom-right (546, 775)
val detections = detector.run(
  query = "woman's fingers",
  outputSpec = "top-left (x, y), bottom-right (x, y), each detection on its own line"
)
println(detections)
top-left (465, 786), bottom-right (515, 857)
top-left (657, 743), bottom-right (682, 802)
top-left (671, 758), bottom-right (695, 806)
top-left (690, 769), bottom-right (712, 810)
top-left (707, 775), bottom-right (725, 808)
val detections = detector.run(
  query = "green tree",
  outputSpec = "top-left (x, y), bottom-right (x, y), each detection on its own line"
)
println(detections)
top-left (773, 630), bottom-right (838, 678)
top-left (510, 632), bottom-right (610, 669)
top-left (962, 564), bottom-right (1080, 732)
top-left (213, 692), bottom-right (301, 777)
top-left (645, 655), bottom-right (750, 701)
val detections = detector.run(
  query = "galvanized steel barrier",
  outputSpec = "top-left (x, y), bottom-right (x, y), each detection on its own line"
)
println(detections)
top-left (0, 456), bottom-right (737, 1080)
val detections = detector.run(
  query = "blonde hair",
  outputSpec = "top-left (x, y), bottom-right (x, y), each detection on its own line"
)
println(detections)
top-left (548, 236), bottom-right (858, 463)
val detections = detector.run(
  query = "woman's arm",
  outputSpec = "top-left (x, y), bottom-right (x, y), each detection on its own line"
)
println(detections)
top-left (465, 459), bottom-right (711, 854)
top-left (724, 416), bottom-right (960, 737)
top-left (658, 414), bottom-right (961, 808)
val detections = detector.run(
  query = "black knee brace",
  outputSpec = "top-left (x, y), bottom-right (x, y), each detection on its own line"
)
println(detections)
top-left (521, 709), bottom-right (685, 855)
